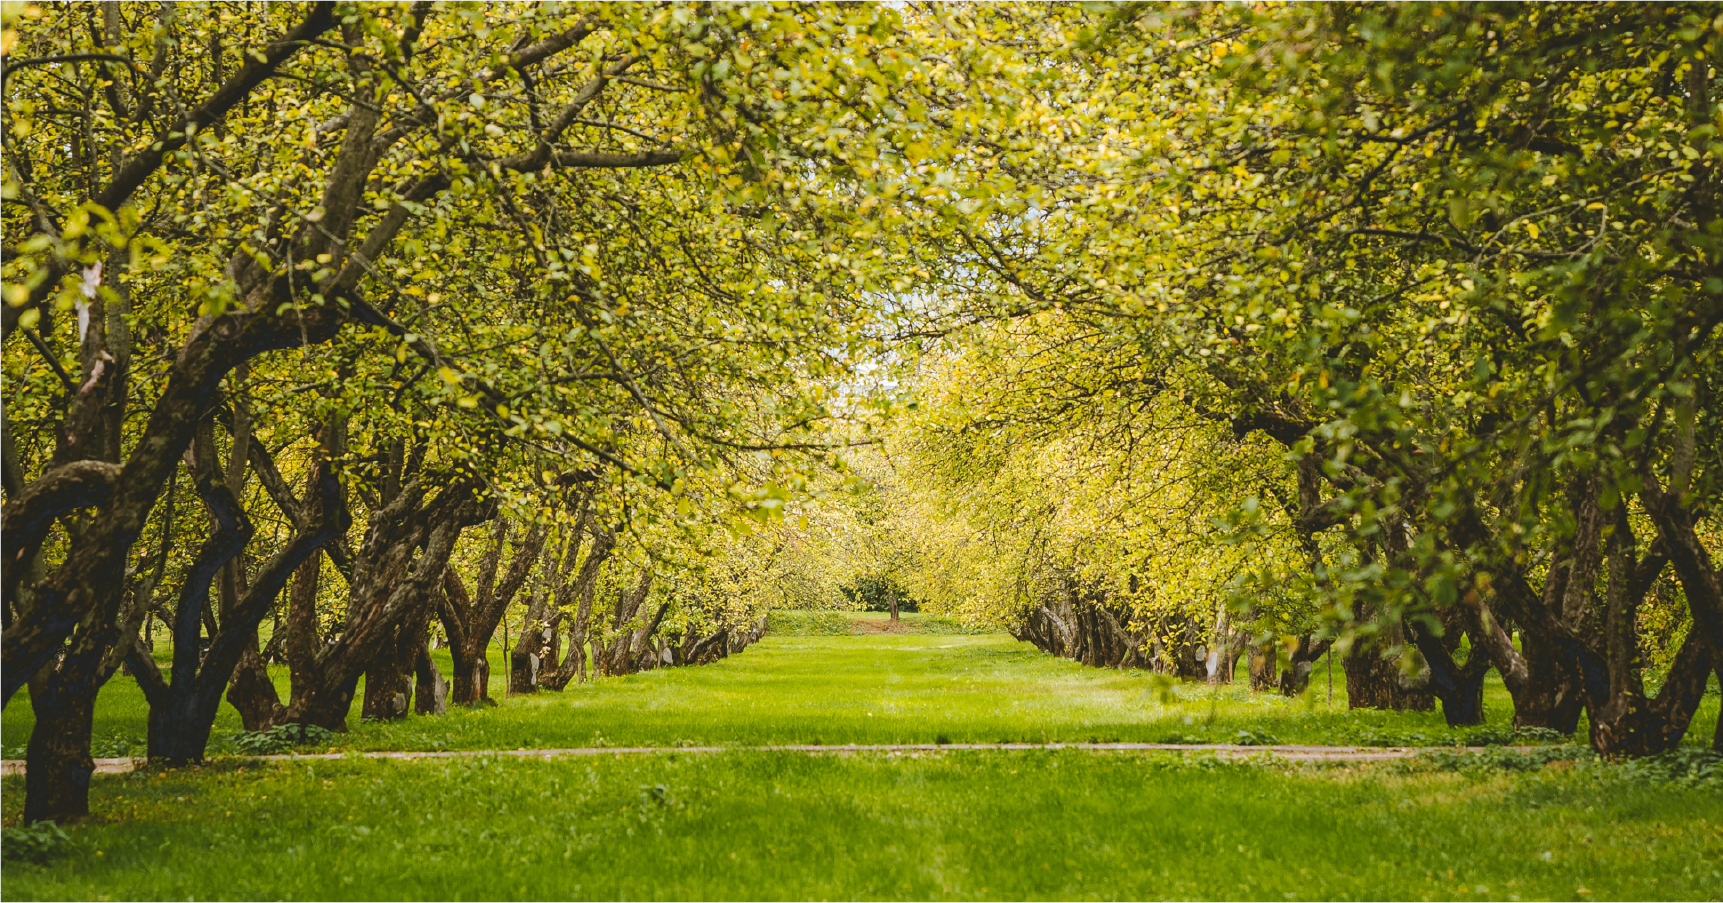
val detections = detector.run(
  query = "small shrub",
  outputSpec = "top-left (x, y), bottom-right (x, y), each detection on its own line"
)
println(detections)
top-left (1615, 748), bottom-right (1723, 789)
top-left (1231, 729), bottom-right (1279, 747)
top-left (90, 734), bottom-right (144, 758)
top-left (1463, 726), bottom-right (1513, 747)
top-left (2, 821), bottom-right (73, 865)
top-left (1410, 744), bottom-right (1593, 774)
top-left (1512, 726), bottom-right (1569, 744)
top-left (1347, 730), bottom-right (1397, 747)
top-left (1347, 729), bottom-right (1434, 748)
top-left (233, 723), bottom-right (336, 756)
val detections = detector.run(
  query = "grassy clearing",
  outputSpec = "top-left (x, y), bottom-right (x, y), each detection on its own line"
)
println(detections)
top-left (4, 614), bottom-right (1718, 755)
top-left (334, 633), bottom-right (1527, 753)
top-left (4, 616), bottom-right (1719, 900)
top-left (3, 750), bottom-right (1719, 901)
top-left (767, 610), bottom-right (990, 635)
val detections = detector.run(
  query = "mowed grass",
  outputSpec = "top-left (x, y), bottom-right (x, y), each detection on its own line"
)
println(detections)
top-left (3, 750), bottom-right (1720, 901)
top-left (342, 632), bottom-right (1523, 753)
top-left (5, 615), bottom-right (1720, 900)
top-left (3, 613), bottom-right (1718, 754)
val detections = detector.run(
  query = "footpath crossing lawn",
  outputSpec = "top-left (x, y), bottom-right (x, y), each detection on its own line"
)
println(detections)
top-left (3, 615), bottom-right (1720, 900)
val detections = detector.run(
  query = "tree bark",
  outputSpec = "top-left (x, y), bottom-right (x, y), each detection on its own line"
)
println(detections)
top-left (1248, 639), bottom-right (1278, 692)
top-left (413, 641), bottom-right (448, 715)
top-left (127, 440), bottom-right (348, 762)
top-left (362, 597), bottom-right (433, 720)
top-left (509, 537), bottom-right (562, 694)
top-left (1345, 621), bottom-right (1435, 712)
top-left (1406, 618), bottom-right (1489, 726)
top-left (1585, 498), bottom-right (1713, 755)
top-left (283, 478), bottom-right (484, 730)
top-left (438, 517), bottom-right (545, 705)
top-left (543, 525), bottom-right (615, 689)
top-left (23, 669), bottom-right (99, 824)
top-left (1277, 634), bottom-right (1333, 697)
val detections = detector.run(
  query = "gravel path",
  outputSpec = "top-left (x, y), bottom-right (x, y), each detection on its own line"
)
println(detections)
top-left (1, 742), bottom-right (1533, 776)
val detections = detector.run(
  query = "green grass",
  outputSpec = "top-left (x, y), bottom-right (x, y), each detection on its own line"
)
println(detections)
top-left (0, 645), bottom-right (515, 758)
top-left (337, 632), bottom-right (1526, 753)
top-left (5, 616), bottom-right (1720, 900)
top-left (4, 615), bottom-right (1718, 755)
top-left (768, 610), bottom-right (989, 635)
top-left (3, 751), bottom-right (1719, 900)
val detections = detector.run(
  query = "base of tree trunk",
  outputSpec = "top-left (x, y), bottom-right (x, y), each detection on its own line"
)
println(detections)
top-left (23, 679), bottom-right (98, 824)
top-left (146, 698), bottom-right (219, 767)
top-left (1511, 635), bottom-right (1585, 734)
top-left (1278, 660), bottom-right (1315, 697)
top-left (1510, 673), bottom-right (1585, 734)
top-left (362, 661), bottom-right (413, 720)
top-left (450, 658), bottom-right (489, 706)
top-left (1345, 646), bottom-right (1434, 711)
top-left (509, 650), bottom-right (539, 695)
top-left (414, 647), bottom-right (449, 716)
top-left (1248, 642), bottom-right (1277, 691)
top-left (284, 676), bottom-right (362, 732)
top-left (226, 646), bottom-right (287, 731)
top-left (1590, 702), bottom-right (1690, 757)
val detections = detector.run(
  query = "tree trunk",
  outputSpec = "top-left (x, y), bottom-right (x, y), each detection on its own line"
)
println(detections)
top-left (508, 646), bottom-right (540, 695)
top-left (131, 457), bottom-right (347, 755)
top-left (362, 599), bottom-right (432, 721)
top-left (1407, 619), bottom-right (1489, 727)
top-left (888, 582), bottom-right (898, 622)
top-left (1590, 630), bottom-right (1712, 756)
top-left (1512, 631), bottom-right (1586, 733)
top-left (442, 565), bottom-right (492, 706)
top-left (1205, 609), bottom-right (1239, 685)
top-left (1587, 504), bottom-right (1713, 756)
top-left (439, 518), bottom-right (545, 705)
top-left (285, 483), bottom-right (481, 731)
top-left (23, 665), bottom-right (99, 823)
top-left (361, 658), bottom-right (413, 720)
top-left (284, 549), bottom-right (326, 706)
top-left (1278, 635), bottom-right (1333, 697)
top-left (413, 642), bottom-right (448, 716)
top-left (226, 645), bottom-right (286, 731)
top-left (509, 548), bottom-right (557, 694)
top-left (449, 642), bottom-right (490, 705)
top-left (1248, 640), bottom-right (1277, 692)
top-left (1345, 638), bottom-right (1434, 712)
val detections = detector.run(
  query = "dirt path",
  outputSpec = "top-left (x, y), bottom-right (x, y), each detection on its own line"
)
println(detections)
top-left (0, 742), bottom-right (1536, 776)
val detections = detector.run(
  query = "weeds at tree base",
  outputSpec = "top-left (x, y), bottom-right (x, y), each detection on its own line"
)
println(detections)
top-left (232, 724), bottom-right (338, 756)
top-left (1, 820), bottom-right (74, 864)
top-left (1610, 747), bottom-right (1723, 788)
top-left (1399, 745), bottom-right (1723, 788)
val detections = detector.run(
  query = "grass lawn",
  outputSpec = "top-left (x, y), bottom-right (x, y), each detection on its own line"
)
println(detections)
top-left (3, 750), bottom-right (1719, 900)
top-left (3, 613), bottom-right (1718, 755)
top-left (3, 614), bottom-right (1719, 900)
